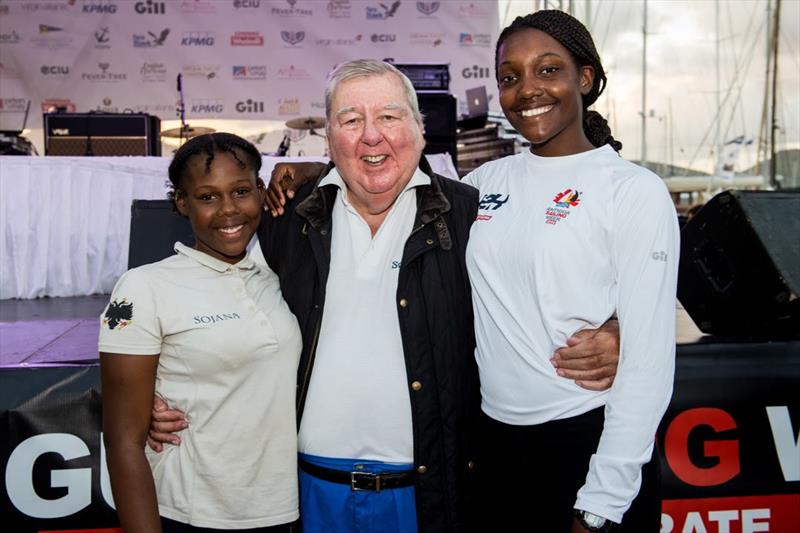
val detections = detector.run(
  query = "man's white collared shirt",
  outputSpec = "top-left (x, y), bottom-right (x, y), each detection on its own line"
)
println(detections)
top-left (298, 167), bottom-right (430, 463)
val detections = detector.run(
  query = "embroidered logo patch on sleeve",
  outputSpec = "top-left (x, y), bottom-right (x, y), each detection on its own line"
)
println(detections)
top-left (103, 299), bottom-right (133, 330)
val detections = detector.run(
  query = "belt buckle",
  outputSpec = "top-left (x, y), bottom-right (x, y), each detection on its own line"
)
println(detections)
top-left (351, 471), bottom-right (380, 492)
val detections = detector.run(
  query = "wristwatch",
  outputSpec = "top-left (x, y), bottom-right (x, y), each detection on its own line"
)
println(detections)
top-left (575, 509), bottom-right (614, 532)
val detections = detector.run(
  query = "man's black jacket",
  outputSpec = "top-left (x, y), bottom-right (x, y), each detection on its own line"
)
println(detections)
top-left (258, 158), bottom-right (481, 533)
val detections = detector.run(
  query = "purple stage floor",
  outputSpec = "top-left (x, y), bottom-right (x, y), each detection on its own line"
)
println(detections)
top-left (0, 295), bottom-right (108, 366)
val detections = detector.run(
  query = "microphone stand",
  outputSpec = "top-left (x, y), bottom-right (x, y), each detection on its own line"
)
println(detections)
top-left (176, 73), bottom-right (186, 145)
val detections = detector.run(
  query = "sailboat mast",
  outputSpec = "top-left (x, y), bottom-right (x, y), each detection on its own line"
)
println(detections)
top-left (770, 0), bottom-right (782, 188)
top-left (715, 0), bottom-right (721, 175)
top-left (641, 0), bottom-right (648, 164)
top-left (756, 0), bottom-right (772, 177)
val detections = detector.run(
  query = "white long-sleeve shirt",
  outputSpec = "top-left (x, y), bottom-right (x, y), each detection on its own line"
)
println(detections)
top-left (463, 145), bottom-right (679, 522)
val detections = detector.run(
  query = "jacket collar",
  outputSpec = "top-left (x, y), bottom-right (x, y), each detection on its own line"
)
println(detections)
top-left (295, 156), bottom-right (451, 230)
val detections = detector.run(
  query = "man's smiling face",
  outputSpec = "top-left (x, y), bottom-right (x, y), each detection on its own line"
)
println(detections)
top-left (327, 72), bottom-right (426, 218)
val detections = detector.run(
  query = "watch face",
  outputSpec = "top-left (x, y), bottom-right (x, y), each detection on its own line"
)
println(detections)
top-left (584, 513), bottom-right (606, 528)
top-left (579, 510), bottom-right (608, 529)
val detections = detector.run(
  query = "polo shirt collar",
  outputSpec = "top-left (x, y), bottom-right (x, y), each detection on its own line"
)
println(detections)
top-left (175, 242), bottom-right (256, 273)
top-left (318, 166), bottom-right (431, 207)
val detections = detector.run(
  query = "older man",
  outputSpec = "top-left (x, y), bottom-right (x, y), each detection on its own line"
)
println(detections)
top-left (150, 60), bottom-right (618, 533)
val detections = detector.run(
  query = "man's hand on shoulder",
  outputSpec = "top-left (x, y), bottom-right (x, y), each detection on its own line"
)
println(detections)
top-left (551, 319), bottom-right (620, 391)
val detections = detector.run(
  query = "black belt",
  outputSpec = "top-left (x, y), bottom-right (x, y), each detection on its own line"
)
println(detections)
top-left (298, 459), bottom-right (415, 492)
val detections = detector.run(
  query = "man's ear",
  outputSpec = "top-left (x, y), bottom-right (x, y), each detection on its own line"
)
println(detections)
top-left (175, 190), bottom-right (189, 217)
top-left (579, 66), bottom-right (595, 96)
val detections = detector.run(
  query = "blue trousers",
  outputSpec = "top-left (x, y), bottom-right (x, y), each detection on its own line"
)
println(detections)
top-left (298, 453), bottom-right (418, 533)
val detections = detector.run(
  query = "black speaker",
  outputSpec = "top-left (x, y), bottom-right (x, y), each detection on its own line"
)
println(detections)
top-left (678, 190), bottom-right (800, 338)
top-left (417, 93), bottom-right (457, 167)
top-left (417, 93), bottom-right (456, 138)
top-left (45, 113), bottom-right (161, 156)
top-left (128, 200), bottom-right (194, 269)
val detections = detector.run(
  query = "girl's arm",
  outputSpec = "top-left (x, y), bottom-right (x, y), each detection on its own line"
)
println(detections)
top-left (101, 352), bottom-right (162, 533)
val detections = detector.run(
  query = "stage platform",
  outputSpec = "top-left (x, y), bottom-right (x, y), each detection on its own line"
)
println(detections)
top-left (0, 295), bottom-right (108, 367)
top-left (0, 295), bottom-right (707, 368)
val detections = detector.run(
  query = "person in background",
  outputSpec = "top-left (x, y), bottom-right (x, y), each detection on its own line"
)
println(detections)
top-left (466, 11), bottom-right (678, 532)
top-left (100, 133), bottom-right (301, 533)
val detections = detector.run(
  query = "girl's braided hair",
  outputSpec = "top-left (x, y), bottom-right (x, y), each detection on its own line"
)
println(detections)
top-left (167, 132), bottom-right (262, 210)
top-left (495, 10), bottom-right (622, 152)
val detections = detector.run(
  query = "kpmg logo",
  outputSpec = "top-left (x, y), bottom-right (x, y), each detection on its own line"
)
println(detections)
top-left (366, 0), bottom-right (399, 19)
top-left (233, 0), bottom-right (261, 7)
top-left (140, 62), bottom-right (167, 82)
top-left (235, 99), bottom-right (265, 113)
top-left (0, 31), bottom-right (21, 44)
top-left (232, 65), bottom-right (267, 80)
top-left (416, 1), bottom-right (438, 15)
top-left (134, 0), bottom-right (165, 14)
top-left (371, 33), bottom-right (395, 43)
top-left (462, 65), bottom-right (490, 79)
top-left (82, 62), bottom-right (127, 82)
top-left (272, 0), bottom-right (312, 16)
top-left (133, 28), bottom-right (169, 47)
top-left (82, 2), bottom-right (117, 14)
top-left (181, 32), bottom-right (215, 47)
top-left (230, 31), bottom-right (264, 46)
top-left (40, 65), bottom-right (70, 76)
top-left (326, 0), bottom-right (351, 18)
top-left (191, 99), bottom-right (224, 114)
top-left (281, 31), bottom-right (305, 46)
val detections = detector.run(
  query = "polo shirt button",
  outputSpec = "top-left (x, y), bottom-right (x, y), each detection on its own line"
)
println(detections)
top-left (411, 381), bottom-right (422, 391)
top-left (467, 460), bottom-right (476, 470)
top-left (426, 239), bottom-right (434, 245)
top-left (416, 465), bottom-right (427, 475)
top-left (399, 298), bottom-right (408, 308)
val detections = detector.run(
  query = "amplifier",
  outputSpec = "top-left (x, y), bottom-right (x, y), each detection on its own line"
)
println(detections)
top-left (392, 63), bottom-right (450, 92)
top-left (44, 113), bottom-right (161, 156)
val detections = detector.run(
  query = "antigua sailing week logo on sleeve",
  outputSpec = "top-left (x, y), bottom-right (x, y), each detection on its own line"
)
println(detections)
top-left (545, 188), bottom-right (581, 225)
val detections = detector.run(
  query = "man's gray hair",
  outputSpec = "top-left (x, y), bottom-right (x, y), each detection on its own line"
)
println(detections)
top-left (324, 59), bottom-right (423, 130)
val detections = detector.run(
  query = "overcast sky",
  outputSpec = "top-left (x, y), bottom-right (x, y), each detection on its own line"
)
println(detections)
top-left (500, 0), bottom-right (800, 173)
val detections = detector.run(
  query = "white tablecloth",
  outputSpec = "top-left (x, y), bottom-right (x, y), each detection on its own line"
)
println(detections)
top-left (0, 154), bottom-right (458, 299)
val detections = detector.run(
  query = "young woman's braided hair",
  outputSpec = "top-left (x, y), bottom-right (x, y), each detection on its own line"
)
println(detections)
top-left (167, 132), bottom-right (263, 211)
top-left (495, 9), bottom-right (623, 152)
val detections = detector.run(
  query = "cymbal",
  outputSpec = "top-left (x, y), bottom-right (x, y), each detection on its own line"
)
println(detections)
top-left (285, 116), bottom-right (325, 130)
top-left (161, 126), bottom-right (216, 139)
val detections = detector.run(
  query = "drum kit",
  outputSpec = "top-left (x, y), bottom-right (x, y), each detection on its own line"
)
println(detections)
top-left (161, 117), bottom-right (326, 157)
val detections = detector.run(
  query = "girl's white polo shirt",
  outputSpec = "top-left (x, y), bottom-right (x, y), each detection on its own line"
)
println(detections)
top-left (99, 242), bottom-right (302, 529)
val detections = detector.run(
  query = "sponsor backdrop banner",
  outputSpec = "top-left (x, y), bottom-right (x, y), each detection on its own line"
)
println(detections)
top-left (0, 0), bottom-right (499, 130)
top-left (2, 342), bottom-right (799, 532)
